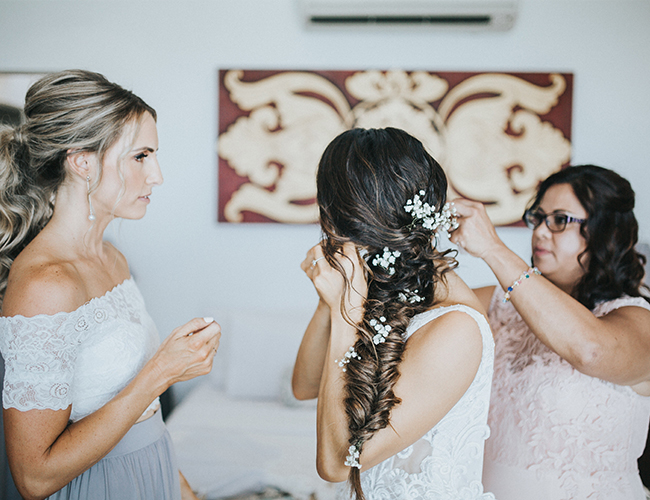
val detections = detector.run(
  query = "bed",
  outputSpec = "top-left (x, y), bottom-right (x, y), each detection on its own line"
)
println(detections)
top-left (165, 307), bottom-right (339, 500)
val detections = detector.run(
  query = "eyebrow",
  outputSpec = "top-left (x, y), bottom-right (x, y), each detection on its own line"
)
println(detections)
top-left (131, 146), bottom-right (157, 153)
top-left (536, 208), bottom-right (581, 217)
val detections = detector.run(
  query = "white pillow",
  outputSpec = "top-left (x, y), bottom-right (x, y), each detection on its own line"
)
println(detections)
top-left (225, 308), bottom-right (314, 400)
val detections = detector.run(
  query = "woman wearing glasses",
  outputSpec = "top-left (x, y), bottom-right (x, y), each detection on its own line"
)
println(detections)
top-left (450, 165), bottom-right (650, 500)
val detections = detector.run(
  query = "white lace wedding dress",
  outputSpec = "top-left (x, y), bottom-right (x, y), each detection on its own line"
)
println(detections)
top-left (339, 304), bottom-right (496, 500)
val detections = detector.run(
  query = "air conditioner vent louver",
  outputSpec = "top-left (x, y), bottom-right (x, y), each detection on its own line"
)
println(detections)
top-left (310, 15), bottom-right (493, 25)
top-left (300, 0), bottom-right (518, 31)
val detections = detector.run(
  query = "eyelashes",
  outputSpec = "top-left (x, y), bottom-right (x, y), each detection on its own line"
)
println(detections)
top-left (134, 152), bottom-right (148, 162)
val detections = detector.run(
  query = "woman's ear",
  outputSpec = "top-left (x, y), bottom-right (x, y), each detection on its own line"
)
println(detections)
top-left (65, 149), bottom-right (96, 180)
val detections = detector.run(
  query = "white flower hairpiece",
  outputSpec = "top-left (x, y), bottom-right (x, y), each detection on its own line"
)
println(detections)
top-left (369, 316), bottom-right (391, 345)
top-left (335, 346), bottom-right (360, 372)
top-left (398, 288), bottom-right (424, 304)
top-left (404, 191), bottom-right (459, 237)
top-left (372, 247), bottom-right (401, 275)
top-left (345, 444), bottom-right (362, 468)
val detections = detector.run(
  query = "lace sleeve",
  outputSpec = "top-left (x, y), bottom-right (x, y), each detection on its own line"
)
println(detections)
top-left (0, 311), bottom-right (90, 411)
top-left (593, 295), bottom-right (650, 317)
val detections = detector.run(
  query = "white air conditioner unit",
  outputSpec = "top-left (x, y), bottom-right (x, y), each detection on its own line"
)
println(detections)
top-left (299, 0), bottom-right (518, 31)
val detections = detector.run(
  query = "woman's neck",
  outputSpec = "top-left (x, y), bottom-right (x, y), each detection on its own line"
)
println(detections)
top-left (433, 270), bottom-right (486, 315)
top-left (45, 185), bottom-right (114, 260)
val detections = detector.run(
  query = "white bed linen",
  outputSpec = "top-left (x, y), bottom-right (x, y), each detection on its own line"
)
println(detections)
top-left (166, 383), bottom-right (337, 500)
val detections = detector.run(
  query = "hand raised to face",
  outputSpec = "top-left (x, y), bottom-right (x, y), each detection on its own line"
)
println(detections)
top-left (301, 242), bottom-right (367, 324)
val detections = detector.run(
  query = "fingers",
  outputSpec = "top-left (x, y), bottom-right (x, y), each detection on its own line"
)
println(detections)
top-left (449, 199), bottom-right (476, 248)
top-left (173, 318), bottom-right (221, 362)
top-left (188, 321), bottom-right (221, 350)
top-left (448, 198), bottom-right (504, 259)
top-left (449, 223), bottom-right (469, 250)
top-left (301, 242), bottom-right (360, 277)
top-left (450, 198), bottom-right (485, 218)
top-left (340, 242), bottom-right (360, 263)
top-left (187, 322), bottom-right (221, 374)
top-left (301, 244), bottom-right (325, 273)
top-left (311, 256), bottom-right (326, 267)
top-left (339, 243), bottom-right (364, 282)
top-left (172, 317), bottom-right (216, 338)
top-left (327, 242), bottom-right (357, 277)
top-left (207, 323), bottom-right (221, 353)
top-left (151, 318), bottom-right (222, 386)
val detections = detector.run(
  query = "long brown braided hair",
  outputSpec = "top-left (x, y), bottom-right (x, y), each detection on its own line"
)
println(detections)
top-left (316, 127), bottom-right (457, 499)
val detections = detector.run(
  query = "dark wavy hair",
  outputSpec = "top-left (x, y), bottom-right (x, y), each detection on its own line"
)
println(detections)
top-left (528, 164), bottom-right (649, 310)
top-left (317, 127), bottom-right (457, 499)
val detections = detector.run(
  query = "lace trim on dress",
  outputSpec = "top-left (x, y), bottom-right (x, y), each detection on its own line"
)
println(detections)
top-left (0, 278), bottom-right (146, 413)
top-left (593, 295), bottom-right (650, 317)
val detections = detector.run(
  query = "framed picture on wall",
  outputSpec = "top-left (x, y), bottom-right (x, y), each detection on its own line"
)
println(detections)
top-left (218, 70), bottom-right (572, 226)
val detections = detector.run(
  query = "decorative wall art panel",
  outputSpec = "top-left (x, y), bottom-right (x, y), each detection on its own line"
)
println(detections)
top-left (218, 70), bottom-right (572, 225)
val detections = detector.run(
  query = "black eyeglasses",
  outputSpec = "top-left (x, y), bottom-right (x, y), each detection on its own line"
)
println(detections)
top-left (523, 209), bottom-right (587, 233)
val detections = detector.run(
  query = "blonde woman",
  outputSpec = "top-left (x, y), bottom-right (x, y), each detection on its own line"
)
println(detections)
top-left (0, 70), bottom-right (220, 500)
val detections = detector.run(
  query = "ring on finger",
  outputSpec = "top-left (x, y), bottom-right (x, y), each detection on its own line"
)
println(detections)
top-left (311, 256), bottom-right (325, 267)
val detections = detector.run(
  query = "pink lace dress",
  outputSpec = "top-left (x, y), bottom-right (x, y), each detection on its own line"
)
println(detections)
top-left (483, 289), bottom-right (650, 500)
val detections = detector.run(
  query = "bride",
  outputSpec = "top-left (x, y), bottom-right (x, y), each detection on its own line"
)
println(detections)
top-left (292, 127), bottom-right (496, 499)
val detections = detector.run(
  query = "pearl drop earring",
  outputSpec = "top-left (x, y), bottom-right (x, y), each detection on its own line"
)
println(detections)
top-left (86, 175), bottom-right (96, 221)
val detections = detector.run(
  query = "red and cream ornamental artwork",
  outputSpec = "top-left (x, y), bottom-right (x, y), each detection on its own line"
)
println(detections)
top-left (218, 70), bottom-right (572, 225)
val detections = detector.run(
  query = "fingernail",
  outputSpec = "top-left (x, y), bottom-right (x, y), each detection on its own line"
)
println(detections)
top-left (203, 317), bottom-right (214, 323)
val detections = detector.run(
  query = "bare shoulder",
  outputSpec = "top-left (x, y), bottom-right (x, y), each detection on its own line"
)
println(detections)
top-left (438, 271), bottom-right (490, 316)
top-left (411, 309), bottom-right (483, 347)
top-left (601, 300), bottom-right (650, 333)
top-left (404, 308), bottom-right (483, 377)
top-left (390, 308), bottom-right (485, 438)
top-left (473, 285), bottom-right (497, 313)
top-left (3, 261), bottom-right (85, 317)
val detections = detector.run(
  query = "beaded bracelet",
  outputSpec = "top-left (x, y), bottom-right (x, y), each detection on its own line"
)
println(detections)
top-left (503, 267), bottom-right (541, 303)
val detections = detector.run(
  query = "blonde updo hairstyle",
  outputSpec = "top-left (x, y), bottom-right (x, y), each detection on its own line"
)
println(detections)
top-left (0, 69), bottom-right (156, 304)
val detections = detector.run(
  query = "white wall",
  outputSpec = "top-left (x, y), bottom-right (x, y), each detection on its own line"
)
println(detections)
top-left (1, 0), bottom-right (648, 399)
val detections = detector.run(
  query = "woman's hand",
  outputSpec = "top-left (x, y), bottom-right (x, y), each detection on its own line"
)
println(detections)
top-left (148, 317), bottom-right (221, 392)
top-left (301, 242), bottom-right (367, 324)
top-left (449, 198), bottom-right (506, 260)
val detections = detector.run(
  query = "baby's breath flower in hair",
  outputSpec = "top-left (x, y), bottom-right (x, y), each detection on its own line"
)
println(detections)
top-left (372, 247), bottom-right (401, 275)
top-left (370, 316), bottom-right (391, 345)
top-left (345, 444), bottom-right (362, 468)
top-left (335, 346), bottom-right (360, 372)
top-left (404, 190), bottom-right (459, 237)
top-left (398, 288), bottom-right (424, 304)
